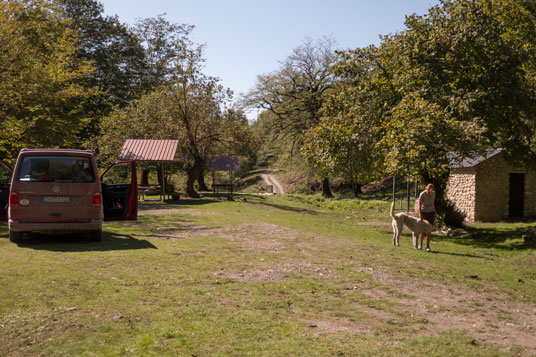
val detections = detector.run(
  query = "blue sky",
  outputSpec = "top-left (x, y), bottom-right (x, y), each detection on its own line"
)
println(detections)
top-left (100, 0), bottom-right (439, 118)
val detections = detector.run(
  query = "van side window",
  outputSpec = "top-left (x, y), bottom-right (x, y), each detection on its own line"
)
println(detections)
top-left (102, 163), bottom-right (131, 185)
top-left (17, 156), bottom-right (95, 183)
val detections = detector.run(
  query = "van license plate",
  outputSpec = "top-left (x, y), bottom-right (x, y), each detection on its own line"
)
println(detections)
top-left (43, 196), bottom-right (70, 203)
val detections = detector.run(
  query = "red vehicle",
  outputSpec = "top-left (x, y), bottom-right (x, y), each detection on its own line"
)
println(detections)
top-left (0, 149), bottom-right (137, 243)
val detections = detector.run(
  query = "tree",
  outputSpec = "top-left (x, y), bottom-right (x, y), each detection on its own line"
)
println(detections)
top-left (302, 113), bottom-right (382, 197)
top-left (245, 37), bottom-right (338, 197)
top-left (219, 108), bottom-right (258, 168)
top-left (193, 108), bottom-right (257, 191)
top-left (133, 15), bottom-right (195, 89)
top-left (60, 0), bottom-right (147, 134)
top-left (165, 67), bottom-right (231, 198)
top-left (398, 0), bottom-right (536, 167)
top-left (0, 0), bottom-right (96, 160)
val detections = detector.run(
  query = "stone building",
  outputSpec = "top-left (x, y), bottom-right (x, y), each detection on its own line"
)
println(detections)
top-left (445, 149), bottom-right (536, 222)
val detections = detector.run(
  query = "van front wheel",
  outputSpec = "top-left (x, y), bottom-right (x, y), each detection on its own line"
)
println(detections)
top-left (9, 230), bottom-right (23, 243)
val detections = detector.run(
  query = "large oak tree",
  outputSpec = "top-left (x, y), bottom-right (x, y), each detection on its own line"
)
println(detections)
top-left (245, 37), bottom-right (338, 197)
top-left (0, 0), bottom-right (95, 160)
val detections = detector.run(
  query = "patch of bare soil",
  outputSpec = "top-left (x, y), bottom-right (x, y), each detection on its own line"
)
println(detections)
top-left (215, 259), bottom-right (336, 282)
top-left (307, 318), bottom-right (373, 336)
top-left (146, 222), bottom-right (347, 252)
top-left (139, 206), bottom-right (221, 217)
top-left (350, 266), bottom-right (536, 354)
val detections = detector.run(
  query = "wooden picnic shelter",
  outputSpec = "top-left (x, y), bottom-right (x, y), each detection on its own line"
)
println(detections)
top-left (208, 156), bottom-right (239, 193)
top-left (118, 139), bottom-right (181, 201)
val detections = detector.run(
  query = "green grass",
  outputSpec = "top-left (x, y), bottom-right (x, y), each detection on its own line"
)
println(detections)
top-left (0, 194), bottom-right (534, 356)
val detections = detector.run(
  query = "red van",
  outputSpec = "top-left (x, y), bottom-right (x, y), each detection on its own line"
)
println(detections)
top-left (0, 149), bottom-right (137, 243)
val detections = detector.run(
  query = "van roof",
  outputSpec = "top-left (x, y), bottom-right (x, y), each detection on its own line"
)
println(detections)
top-left (20, 148), bottom-right (94, 156)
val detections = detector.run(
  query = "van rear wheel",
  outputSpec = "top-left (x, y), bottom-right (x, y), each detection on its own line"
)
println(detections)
top-left (89, 230), bottom-right (102, 242)
top-left (9, 230), bottom-right (23, 243)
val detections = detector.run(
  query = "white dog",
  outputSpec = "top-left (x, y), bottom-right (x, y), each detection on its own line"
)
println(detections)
top-left (390, 201), bottom-right (434, 248)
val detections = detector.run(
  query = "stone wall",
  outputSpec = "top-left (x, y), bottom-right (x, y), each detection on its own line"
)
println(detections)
top-left (525, 169), bottom-right (536, 217)
top-left (474, 154), bottom-right (511, 221)
top-left (445, 169), bottom-right (476, 221)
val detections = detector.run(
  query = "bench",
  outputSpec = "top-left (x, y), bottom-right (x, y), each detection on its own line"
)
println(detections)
top-left (212, 184), bottom-right (234, 193)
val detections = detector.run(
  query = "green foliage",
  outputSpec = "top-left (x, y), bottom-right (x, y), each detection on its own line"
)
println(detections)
top-left (97, 90), bottom-right (171, 166)
top-left (245, 37), bottom-right (337, 149)
top-left (60, 0), bottom-right (147, 137)
top-left (133, 15), bottom-right (195, 90)
top-left (218, 108), bottom-right (259, 172)
top-left (307, 0), bottom-right (536, 182)
top-left (302, 113), bottom-right (383, 195)
top-left (0, 0), bottom-right (96, 159)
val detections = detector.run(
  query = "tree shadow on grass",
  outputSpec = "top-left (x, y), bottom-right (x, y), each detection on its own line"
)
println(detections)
top-left (428, 250), bottom-right (491, 259)
top-left (442, 225), bottom-right (536, 251)
top-left (12, 231), bottom-right (157, 252)
top-left (139, 199), bottom-right (217, 209)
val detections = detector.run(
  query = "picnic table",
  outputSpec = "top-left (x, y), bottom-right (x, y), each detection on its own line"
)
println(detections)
top-left (212, 184), bottom-right (234, 193)
top-left (138, 185), bottom-right (161, 201)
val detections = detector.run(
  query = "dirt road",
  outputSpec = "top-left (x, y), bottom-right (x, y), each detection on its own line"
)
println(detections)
top-left (260, 172), bottom-right (285, 194)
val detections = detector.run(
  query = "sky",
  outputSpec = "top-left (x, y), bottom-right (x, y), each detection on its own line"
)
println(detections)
top-left (100, 0), bottom-right (439, 119)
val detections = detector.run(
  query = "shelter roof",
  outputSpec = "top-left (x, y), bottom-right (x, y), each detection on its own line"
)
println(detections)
top-left (118, 139), bottom-right (181, 162)
top-left (450, 148), bottom-right (503, 169)
top-left (208, 156), bottom-right (239, 171)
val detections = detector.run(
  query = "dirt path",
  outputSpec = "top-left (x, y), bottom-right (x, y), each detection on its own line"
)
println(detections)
top-left (260, 172), bottom-right (285, 194)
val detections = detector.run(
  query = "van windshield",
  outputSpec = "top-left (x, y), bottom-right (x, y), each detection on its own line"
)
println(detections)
top-left (17, 156), bottom-right (96, 183)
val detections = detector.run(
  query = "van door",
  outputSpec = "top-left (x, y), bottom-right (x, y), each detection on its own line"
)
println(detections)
top-left (0, 161), bottom-right (13, 221)
top-left (101, 161), bottom-right (138, 221)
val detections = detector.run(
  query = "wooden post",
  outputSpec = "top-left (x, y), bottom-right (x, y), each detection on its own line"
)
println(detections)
top-left (161, 161), bottom-right (165, 202)
top-left (407, 176), bottom-right (411, 212)
top-left (392, 176), bottom-right (396, 204)
top-left (414, 176), bottom-right (419, 212)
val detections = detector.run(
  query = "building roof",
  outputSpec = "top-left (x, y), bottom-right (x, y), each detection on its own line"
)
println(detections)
top-left (207, 156), bottom-right (239, 171)
top-left (450, 148), bottom-right (503, 169)
top-left (118, 139), bottom-right (181, 162)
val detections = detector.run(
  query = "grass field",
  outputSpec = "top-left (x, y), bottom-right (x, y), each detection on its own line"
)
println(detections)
top-left (1, 194), bottom-right (535, 356)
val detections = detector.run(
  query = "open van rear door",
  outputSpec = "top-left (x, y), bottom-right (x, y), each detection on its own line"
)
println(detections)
top-left (0, 161), bottom-right (13, 222)
top-left (101, 161), bottom-right (138, 221)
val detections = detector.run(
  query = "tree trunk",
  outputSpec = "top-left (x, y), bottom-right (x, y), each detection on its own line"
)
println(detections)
top-left (322, 177), bottom-right (333, 198)
top-left (185, 159), bottom-right (203, 198)
top-left (185, 171), bottom-right (200, 198)
top-left (197, 169), bottom-right (209, 191)
top-left (351, 182), bottom-right (362, 197)
top-left (141, 169), bottom-right (150, 186)
top-left (157, 168), bottom-right (163, 187)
